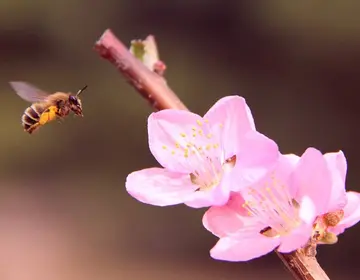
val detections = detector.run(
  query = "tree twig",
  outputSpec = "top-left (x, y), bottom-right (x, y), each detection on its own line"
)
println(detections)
top-left (276, 251), bottom-right (330, 280)
top-left (94, 28), bottom-right (330, 280)
top-left (94, 29), bottom-right (187, 111)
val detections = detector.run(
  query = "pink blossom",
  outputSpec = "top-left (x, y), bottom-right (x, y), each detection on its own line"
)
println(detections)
top-left (126, 96), bottom-right (279, 208)
top-left (203, 148), bottom-right (346, 261)
top-left (312, 151), bottom-right (360, 245)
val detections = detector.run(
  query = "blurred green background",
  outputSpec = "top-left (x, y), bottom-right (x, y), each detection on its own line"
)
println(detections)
top-left (0, 1), bottom-right (359, 279)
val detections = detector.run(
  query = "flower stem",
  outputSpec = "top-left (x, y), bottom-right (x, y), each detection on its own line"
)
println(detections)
top-left (94, 28), bottom-right (330, 280)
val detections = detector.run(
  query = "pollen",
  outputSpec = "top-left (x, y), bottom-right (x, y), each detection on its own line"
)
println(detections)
top-left (162, 145), bottom-right (167, 150)
top-left (180, 133), bottom-right (186, 137)
top-left (175, 142), bottom-right (180, 148)
top-left (171, 150), bottom-right (175, 155)
top-left (206, 133), bottom-right (212, 139)
top-left (184, 148), bottom-right (189, 158)
top-left (196, 120), bottom-right (203, 126)
top-left (192, 133), bottom-right (196, 137)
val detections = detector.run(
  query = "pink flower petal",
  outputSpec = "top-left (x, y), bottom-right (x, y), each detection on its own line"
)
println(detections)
top-left (298, 196), bottom-right (316, 224)
top-left (148, 110), bottom-right (214, 173)
top-left (278, 197), bottom-right (315, 253)
top-left (324, 150), bottom-right (347, 180)
top-left (231, 152), bottom-right (297, 199)
top-left (183, 181), bottom-right (230, 208)
top-left (330, 191), bottom-right (360, 235)
top-left (202, 193), bottom-right (249, 237)
top-left (277, 224), bottom-right (313, 253)
top-left (278, 153), bottom-right (301, 197)
top-left (126, 168), bottom-right (198, 206)
top-left (203, 96), bottom-right (256, 159)
top-left (230, 130), bottom-right (279, 191)
top-left (282, 153), bottom-right (301, 167)
top-left (291, 148), bottom-right (332, 215)
top-left (324, 151), bottom-right (347, 212)
top-left (210, 234), bottom-right (280, 262)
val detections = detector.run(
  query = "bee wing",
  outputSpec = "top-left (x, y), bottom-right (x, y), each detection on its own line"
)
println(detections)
top-left (10, 81), bottom-right (51, 103)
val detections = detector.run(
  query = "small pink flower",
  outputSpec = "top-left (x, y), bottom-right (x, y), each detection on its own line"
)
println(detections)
top-left (312, 151), bottom-right (360, 245)
top-left (126, 96), bottom-right (279, 208)
top-left (203, 148), bottom-right (343, 261)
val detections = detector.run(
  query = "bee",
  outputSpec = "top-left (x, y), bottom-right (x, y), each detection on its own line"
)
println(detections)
top-left (10, 81), bottom-right (87, 134)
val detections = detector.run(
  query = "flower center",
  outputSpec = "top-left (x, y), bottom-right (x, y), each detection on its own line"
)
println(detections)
top-left (241, 173), bottom-right (302, 238)
top-left (162, 118), bottom-right (235, 192)
top-left (190, 155), bottom-right (237, 191)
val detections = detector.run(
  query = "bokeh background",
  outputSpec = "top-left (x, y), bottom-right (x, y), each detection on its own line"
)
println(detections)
top-left (0, 1), bottom-right (359, 279)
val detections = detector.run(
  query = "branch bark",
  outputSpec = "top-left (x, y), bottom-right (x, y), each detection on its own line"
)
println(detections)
top-left (94, 29), bottom-right (330, 280)
top-left (276, 251), bottom-right (330, 280)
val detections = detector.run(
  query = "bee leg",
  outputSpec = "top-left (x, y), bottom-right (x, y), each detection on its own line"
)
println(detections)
top-left (55, 108), bottom-right (64, 123)
top-left (56, 108), bottom-right (62, 117)
top-left (27, 123), bottom-right (40, 134)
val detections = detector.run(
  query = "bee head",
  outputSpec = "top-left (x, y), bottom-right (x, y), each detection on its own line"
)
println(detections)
top-left (69, 85), bottom-right (87, 116)
top-left (69, 95), bottom-right (83, 116)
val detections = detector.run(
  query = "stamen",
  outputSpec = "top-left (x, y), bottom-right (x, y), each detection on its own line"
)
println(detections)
top-left (243, 174), bottom-right (301, 237)
top-left (189, 156), bottom-right (222, 190)
top-left (260, 226), bottom-right (279, 238)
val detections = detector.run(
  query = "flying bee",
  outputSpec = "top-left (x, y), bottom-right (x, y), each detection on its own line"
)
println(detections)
top-left (10, 81), bottom-right (87, 134)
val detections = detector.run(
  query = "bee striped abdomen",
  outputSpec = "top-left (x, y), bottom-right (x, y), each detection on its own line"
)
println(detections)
top-left (21, 104), bottom-right (44, 133)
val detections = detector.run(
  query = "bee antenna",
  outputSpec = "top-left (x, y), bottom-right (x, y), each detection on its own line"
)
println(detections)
top-left (76, 85), bottom-right (88, 96)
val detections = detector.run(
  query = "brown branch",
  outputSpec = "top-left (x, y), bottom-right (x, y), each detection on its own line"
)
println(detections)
top-left (276, 251), bottom-right (330, 280)
top-left (94, 29), bottom-right (330, 280)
